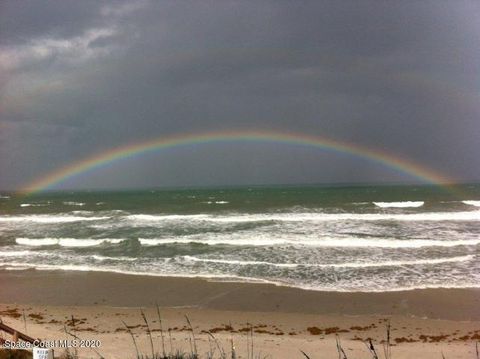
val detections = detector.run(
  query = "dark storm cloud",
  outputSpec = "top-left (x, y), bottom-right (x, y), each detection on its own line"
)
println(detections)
top-left (0, 0), bottom-right (103, 46)
top-left (1, 1), bottom-right (479, 189)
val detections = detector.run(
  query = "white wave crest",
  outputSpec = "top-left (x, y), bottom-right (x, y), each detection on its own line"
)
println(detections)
top-left (213, 211), bottom-right (480, 222)
top-left (20, 203), bottom-right (50, 207)
top-left (203, 201), bottom-right (229, 204)
top-left (63, 201), bottom-right (86, 206)
top-left (71, 210), bottom-right (94, 215)
top-left (16, 238), bottom-right (59, 246)
top-left (139, 237), bottom-right (480, 248)
top-left (139, 238), bottom-right (282, 246)
top-left (125, 210), bottom-right (480, 224)
top-left (0, 195), bottom-right (10, 199)
top-left (90, 255), bottom-right (137, 262)
top-left (0, 215), bottom-right (109, 223)
top-left (127, 214), bottom-right (209, 221)
top-left (181, 255), bottom-right (474, 268)
top-left (373, 201), bottom-right (424, 208)
top-left (0, 250), bottom-right (34, 257)
top-left (182, 256), bottom-right (297, 267)
top-left (16, 238), bottom-right (126, 247)
top-left (0, 251), bottom-right (134, 262)
top-left (463, 200), bottom-right (480, 207)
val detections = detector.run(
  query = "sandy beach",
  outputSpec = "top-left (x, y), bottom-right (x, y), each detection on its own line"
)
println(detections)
top-left (0, 270), bottom-right (479, 358)
top-left (2, 0), bottom-right (480, 357)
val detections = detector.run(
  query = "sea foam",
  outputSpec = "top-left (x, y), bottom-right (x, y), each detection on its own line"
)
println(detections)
top-left (127, 214), bottom-right (209, 221)
top-left (139, 237), bottom-right (480, 248)
top-left (16, 238), bottom-right (126, 247)
top-left (20, 203), bottom-right (50, 207)
top-left (373, 201), bottom-right (424, 208)
top-left (0, 262), bottom-right (273, 284)
top-left (63, 201), bottom-right (86, 206)
top-left (181, 255), bottom-right (474, 268)
top-left (0, 215), bottom-right (109, 223)
top-left (0, 250), bottom-right (34, 257)
top-left (0, 261), bottom-right (477, 293)
top-left (463, 200), bottom-right (480, 207)
top-left (126, 210), bottom-right (480, 224)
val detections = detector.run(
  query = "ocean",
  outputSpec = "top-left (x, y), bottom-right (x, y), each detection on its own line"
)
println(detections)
top-left (1, 184), bottom-right (479, 292)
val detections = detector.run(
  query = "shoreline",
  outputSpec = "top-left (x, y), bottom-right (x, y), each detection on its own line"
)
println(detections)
top-left (1, 269), bottom-right (479, 320)
top-left (3, 262), bottom-right (479, 294)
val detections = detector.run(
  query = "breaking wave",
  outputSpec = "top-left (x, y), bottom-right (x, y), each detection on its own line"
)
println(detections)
top-left (181, 255), bottom-right (474, 268)
top-left (373, 201), bottom-right (424, 208)
top-left (16, 238), bottom-right (126, 247)
top-left (0, 215), bottom-right (109, 223)
top-left (463, 200), bottom-right (480, 207)
top-left (0, 250), bottom-right (34, 257)
top-left (63, 201), bottom-right (86, 206)
top-left (126, 214), bottom-right (209, 221)
top-left (2, 185), bottom-right (480, 292)
top-left (126, 211), bottom-right (480, 223)
top-left (20, 203), bottom-right (50, 207)
top-left (139, 237), bottom-right (480, 248)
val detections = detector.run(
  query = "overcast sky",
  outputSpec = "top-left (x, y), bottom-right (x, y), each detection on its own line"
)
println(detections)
top-left (1, 0), bottom-right (479, 190)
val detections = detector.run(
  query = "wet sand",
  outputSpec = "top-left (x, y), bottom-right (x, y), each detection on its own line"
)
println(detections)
top-left (0, 270), bottom-right (479, 358)
top-left (1, 270), bottom-right (479, 320)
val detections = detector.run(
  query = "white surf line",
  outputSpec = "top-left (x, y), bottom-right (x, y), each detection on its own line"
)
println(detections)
top-left (0, 216), bottom-right (109, 223)
top-left (126, 214), bottom-right (210, 221)
top-left (463, 200), bottom-right (480, 207)
top-left (126, 210), bottom-right (480, 223)
top-left (63, 202), bottom-right (86, 206)
top-left (373, 201), bottom-right (424, 208)
top-left (0, 250), bottom-right (34, 257)
top-left (0, 262), bottom-right (277, 285)
top-left (181, 255), bottom-right (474, 268)
top-left (1, 261), bottom-right (478, 293)
top-left (16, 238), bottom-right (126, 247)
top-left (139, 237), bottom-right (480, 248)
top-left (182, 255), bottom-right (297, 268)
top-left (20, 203), bottom-right (50, 207)
top-left (0, 250), bottom-right (136, 262)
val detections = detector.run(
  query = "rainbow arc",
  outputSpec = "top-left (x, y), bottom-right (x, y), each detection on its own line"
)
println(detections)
top-left (21, 130), bottom-right (456, 195)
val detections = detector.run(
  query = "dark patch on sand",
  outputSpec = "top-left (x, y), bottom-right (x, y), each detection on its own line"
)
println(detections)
top-left (0, 308), bottom-right (21, 319)
top-left (27, 313), bottom-right (44, 320)
top-left (419, 334), bottom-right (449, 343)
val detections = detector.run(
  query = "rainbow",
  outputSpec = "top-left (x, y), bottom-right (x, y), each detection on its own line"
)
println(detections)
top-left (21, 130), bottom-right (456, 195)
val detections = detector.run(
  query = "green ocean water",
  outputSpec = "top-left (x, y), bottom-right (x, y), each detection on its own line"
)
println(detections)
top-left (1, 184), bottom-right (479, 291)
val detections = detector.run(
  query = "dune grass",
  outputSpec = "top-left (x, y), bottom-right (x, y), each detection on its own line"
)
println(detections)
top-left (2, 311), bottom-right (479, 359)
top-left (113, 310), bottom-right (479, 359)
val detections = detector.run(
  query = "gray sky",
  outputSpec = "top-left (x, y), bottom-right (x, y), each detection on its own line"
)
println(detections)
top-left (1, 0), bottom-right (479, 190)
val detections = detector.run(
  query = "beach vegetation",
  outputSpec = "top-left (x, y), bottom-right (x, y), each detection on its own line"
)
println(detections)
top-left (1, 314), bottom-right (479, 359)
